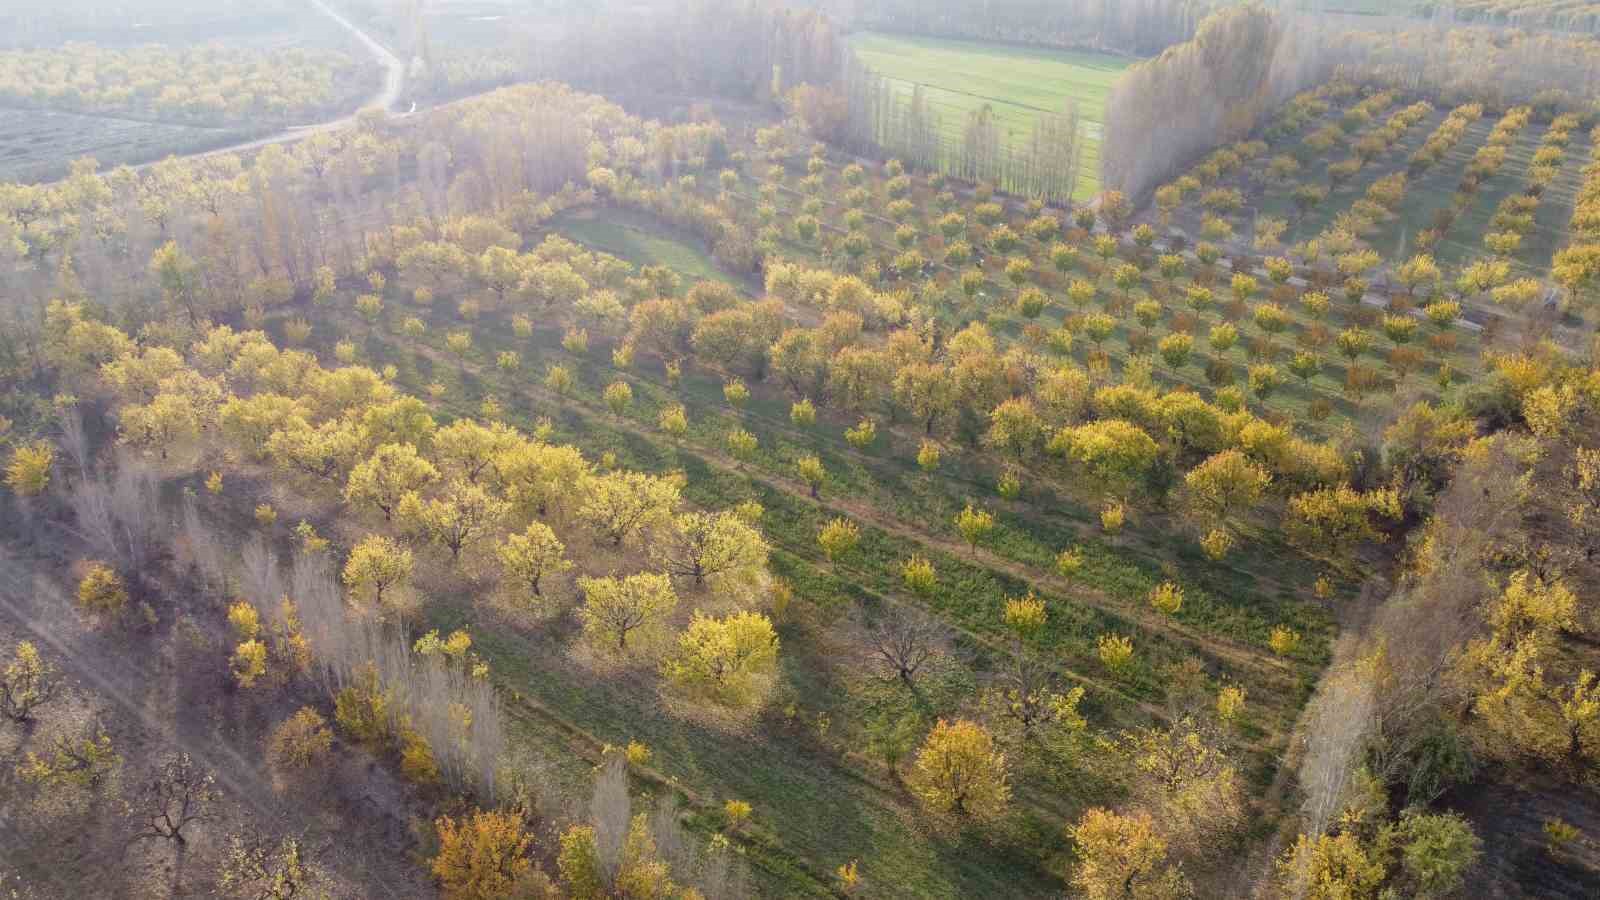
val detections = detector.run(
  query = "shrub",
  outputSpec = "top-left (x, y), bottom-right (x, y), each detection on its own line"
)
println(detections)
top-left (818, 518), bottom-right (860, 562)
top-left (1149, 582), bottom-right (1184, 615)
top-left (75, 562), bottom-right (127, 616)
top-left (268, 707), bottom-right (333, 770)
top-left (1097, 633), bottom-right (1134, 674)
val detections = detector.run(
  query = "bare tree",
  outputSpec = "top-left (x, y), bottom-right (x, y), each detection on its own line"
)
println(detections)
top-left (1296, 649), bottom-right (1375, 844)
top-left (590, 752), bottom-right (630, 884)
top-left (283, 549), bottom-right (506, 797)
top-left (67, 456), bottom-right (162, 569)
top-left (109, 458), bottom-right (161, 568)
top-left (650, 798), bottom-right (750, 900)
top-left (128, 752), bottom-right (219, 846)
top-left (179, 496), bottom-right (229, 598)
top-left (867, 608), bottom-right (943, 686)
top-left (238, 534), bottom-right (283, 608)
top-left (998, 648), bottom-right (1063, 738)
top-left (57, 404), bottom-right (90, 479)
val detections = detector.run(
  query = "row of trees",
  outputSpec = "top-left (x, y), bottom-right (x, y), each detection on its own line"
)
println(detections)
top-left (1146, 74), bottom-right (1579, 329)
top-left (1106, 4), bottom-right (1600, 200)
top-left (1554, 124), bottom-right (1600, 304)
top-left (1431, 0), bottom-right (1600, 33)
top-left (837, 58), bottom-right (1087, 203)
top-left (1103, 4), bottom-right (1341, 200)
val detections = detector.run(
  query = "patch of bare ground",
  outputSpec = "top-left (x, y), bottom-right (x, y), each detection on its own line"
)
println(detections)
top-left (1443, 771), bottom-right (1600, 899)
top-left (0, 498), bottom-right (431, 898)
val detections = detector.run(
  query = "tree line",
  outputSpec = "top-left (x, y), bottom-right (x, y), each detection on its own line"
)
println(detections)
top-left (0, 42), bottom-right (374, 127)
top-left (826, 0), bottom-right (1220, 56)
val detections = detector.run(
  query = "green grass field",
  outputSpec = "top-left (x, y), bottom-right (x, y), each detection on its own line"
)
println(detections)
top-left (847, 32), bottom-right (1133, 200)
top-left (549, 206), bottom-right (738, 286)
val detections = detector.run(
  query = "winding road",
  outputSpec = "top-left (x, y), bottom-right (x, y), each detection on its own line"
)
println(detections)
top-left (136, 0), bottom-right (407, 168)
top-left (306, 0), bottom-right (405, 119)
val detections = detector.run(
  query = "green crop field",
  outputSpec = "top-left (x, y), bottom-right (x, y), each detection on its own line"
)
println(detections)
top-left (847, 31), bottom-right (1133, 200)
top-left (0, 108), bottom-right (258, 183)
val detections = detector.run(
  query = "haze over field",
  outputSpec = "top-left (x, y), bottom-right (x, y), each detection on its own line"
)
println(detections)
top-left (3, 1), bottom-right (1600, 898)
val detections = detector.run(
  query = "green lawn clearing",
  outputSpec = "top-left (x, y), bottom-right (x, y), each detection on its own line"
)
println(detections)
top-left (549, 206), bottom-right (737, 286)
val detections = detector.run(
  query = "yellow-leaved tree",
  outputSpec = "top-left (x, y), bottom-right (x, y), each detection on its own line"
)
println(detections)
top-left (430, 810), bottom-right (540, 899)
top-left (495, 522), bottom-right (571, 609)
top-left (579, 471), bottom-right (681, 547)
top-left (75, 562), bottom-right (127, 617)
top-left (1069, 807), bottom-right (1190, 900)
top-left (397, 478), bottom-right (511, 563)
top-left (1, 640), bottom-right (58, 723)
top-left (905, 718), bottom-right (1010, 823)
top-left (577, 573), bottom-right (678, 653)
top-left (650, 510), bottom-right (769, 598)
top-left (662, 611), bottom-right (779, 707)
top-left (341, 535), bottom-right (415, 621)
top-left (344, 443), bottom-right (439, 521)
top-left (1455, 570), bottom-right (1600, 765)
top-left (5, 441), bottom-right (54, 496)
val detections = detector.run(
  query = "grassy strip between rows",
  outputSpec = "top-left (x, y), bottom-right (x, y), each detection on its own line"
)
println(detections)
top-left (448, 310), bottom-right (1330, 668)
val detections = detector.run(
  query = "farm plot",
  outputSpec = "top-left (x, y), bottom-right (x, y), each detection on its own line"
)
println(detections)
top-left (1145, 81), bottom-right (1582, 353)
top-left (0, 107), bottom-right (256, 183)
top-left (284, 164), bottom-right (1349, 886)
top-left (322, 297), bottom-right (1328, 895)
top-left (717, 130), bottom-right (1485, 436)
top-left (847, 31), bottom-right (1132, 200)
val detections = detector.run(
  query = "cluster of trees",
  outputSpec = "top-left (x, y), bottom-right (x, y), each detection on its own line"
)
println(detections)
top-left (1147, 73), bottom-right (1577, 330)
top-left (366, 0), bottom-right (843, 107)
top-left (548, 0), bottom-right (843, 103)
top-left (1268, 338), bottom-right (1600, 895)
top-left (0, 0), bottom-right (306, 48)
top-left (8, 55), bottom-right (1563, 893)
top-left (1103, 4), bottom-right (1331, 200)
top-left (2, 101), bottom-right (1286, 895)
top-left (0, 43), bottom-right (373, 126)
top-left (1355, 17), bottom-right (1600, 113)
top-left (520, 216), bottom-right (1393, 572)
top-left (56, 311), bottom-right (785, 710)
top-left (0, 81), bottom-right (730, 388)
top-left (744, 138), bottom-right (1460, 435)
